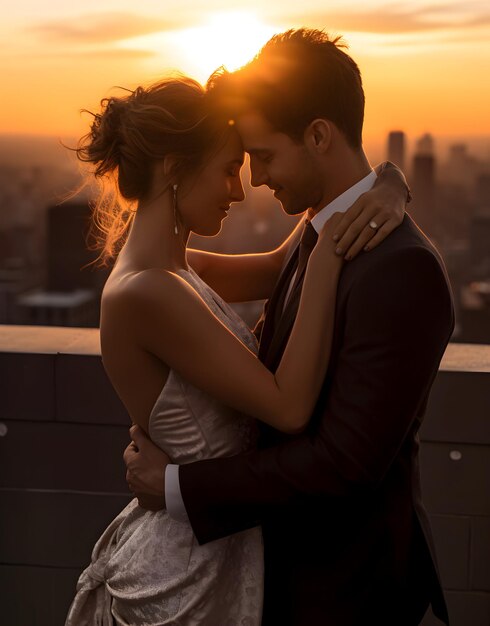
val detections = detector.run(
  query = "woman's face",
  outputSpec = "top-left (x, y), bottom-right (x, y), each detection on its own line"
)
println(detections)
top-left (179, 129), bottom-right (245, 236)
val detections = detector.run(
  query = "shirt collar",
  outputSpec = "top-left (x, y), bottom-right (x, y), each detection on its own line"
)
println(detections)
top-left (310, 170), bottom-right (377, 234)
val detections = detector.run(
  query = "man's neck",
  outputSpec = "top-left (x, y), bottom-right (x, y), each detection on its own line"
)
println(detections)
top-left (309, 169), bottom-right (376, 234)
top-left (310, 148), bottom-right (372, 216)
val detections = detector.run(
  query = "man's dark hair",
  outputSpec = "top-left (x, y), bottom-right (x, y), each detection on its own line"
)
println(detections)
top-left (207, 28), bottom-right (365, 149)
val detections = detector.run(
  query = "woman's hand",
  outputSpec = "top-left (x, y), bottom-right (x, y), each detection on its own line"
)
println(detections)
top-left (309, 212), bottom-right (345, 272)
top-left (331, 167), bottom-right (409, 261)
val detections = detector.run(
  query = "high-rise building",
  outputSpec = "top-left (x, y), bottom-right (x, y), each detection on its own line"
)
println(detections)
top-left (411, 134), bottom-right (437, 238)
top-left (14, 202), bottom-right (109, 327)
top-left (415, 133), bottom-right (434, 156)
top-left (46, 202), bottom-right (107, 292)
top-left (387, 131), bottom-right (406, 171)
top-left (475, 173), bottom-right (490, 212)
top-left (445, 143), bottom-right (479, 187)
top-left (470, 214), bottom-right (490, 275)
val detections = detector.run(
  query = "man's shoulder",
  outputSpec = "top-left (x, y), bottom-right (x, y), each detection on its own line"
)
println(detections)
top-left (349, 213), bottom-right (443, 273)
top-left (339, 213), bottom-right (451, 302)
top-left (375, 213), bottom-right (437, 254)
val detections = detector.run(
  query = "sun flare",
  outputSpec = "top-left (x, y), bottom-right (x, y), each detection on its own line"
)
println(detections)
top-left (121, 12), bottom-right (280, 84)
top-left (173, 12), bottom-right (279, 80)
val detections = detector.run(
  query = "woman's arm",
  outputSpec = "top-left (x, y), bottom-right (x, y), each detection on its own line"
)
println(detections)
top-left (186, 216), bottom-right (304, 302)
top-left (187, 161), bottom-right (409, 302)
top-left (331, 161), bottom-right (410, 259)
top-left (111, 215), bottom-right (343, 435)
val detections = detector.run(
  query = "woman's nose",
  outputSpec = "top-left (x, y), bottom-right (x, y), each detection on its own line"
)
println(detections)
top-left (231, 176), bottom-right (245, 202)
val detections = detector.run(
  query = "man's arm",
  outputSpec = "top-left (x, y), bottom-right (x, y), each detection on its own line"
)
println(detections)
top-left (178, 245), bottom-right (454, 544)
top-left (124, 430), bottom-right (167, 510)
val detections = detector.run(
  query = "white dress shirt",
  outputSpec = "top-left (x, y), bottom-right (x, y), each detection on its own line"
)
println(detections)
top-left (165, 169), bottom-right (376, 523)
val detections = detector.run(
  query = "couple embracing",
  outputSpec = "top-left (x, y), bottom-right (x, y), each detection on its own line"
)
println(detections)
top-left (66, 29), bottom-right (454, 626)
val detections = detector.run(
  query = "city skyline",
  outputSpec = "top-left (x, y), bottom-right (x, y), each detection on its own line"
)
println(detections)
top-left (2, 1), bottom-right (490, 139)
top-left (0, 121), bottom-right (489, 341)
top-left (1, 127), bottom-right (489, 169)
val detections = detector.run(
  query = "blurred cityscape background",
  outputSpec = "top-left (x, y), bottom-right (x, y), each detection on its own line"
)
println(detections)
top-left (0, 129), bottom-right (489, 343)
top-left (2, 2), bottom-right (489, 343)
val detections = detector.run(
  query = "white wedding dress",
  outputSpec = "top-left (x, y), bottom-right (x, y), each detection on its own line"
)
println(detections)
top-left (65, 268), bottom-right (264, 626)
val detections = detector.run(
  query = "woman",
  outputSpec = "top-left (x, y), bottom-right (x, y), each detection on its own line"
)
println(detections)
top-left (66, 76), bottom-right (408, 625)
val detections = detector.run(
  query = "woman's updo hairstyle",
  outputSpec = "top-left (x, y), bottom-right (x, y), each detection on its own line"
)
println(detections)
top-left (76, 76), bottom-right (230, 263)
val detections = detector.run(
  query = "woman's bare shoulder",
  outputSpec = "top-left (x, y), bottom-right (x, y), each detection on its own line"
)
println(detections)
top-left (104, 268), bottom-right (187, 301)
top-left (102, 267), bottom-right (206, 326)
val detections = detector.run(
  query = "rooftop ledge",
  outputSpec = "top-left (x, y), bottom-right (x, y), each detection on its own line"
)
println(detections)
top-left (0, 325), bottom-right (489, 374)
top-left (1, 326), bottom-right (488, 626)
top-left (0, 325), bottom-right (101, 356)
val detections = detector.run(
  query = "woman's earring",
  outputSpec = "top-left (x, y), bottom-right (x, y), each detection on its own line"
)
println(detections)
top-left (172, 184), bottom-right (179, 235)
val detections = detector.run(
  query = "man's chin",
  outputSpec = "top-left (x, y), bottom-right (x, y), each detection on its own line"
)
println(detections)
top-left (280, 200), bottom-right (309, 216)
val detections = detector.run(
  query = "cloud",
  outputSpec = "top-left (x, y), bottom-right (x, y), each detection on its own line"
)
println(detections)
top-left (28, 4), bottom-right (490, 47)
top-left (35, 48), bottom-right (157, 61)
top-left (7, 45), bottom-right (157, 62)
top-left (274, 3), bottom-right (490, 35)
top-left (30, 12), bottom-right (188, 44)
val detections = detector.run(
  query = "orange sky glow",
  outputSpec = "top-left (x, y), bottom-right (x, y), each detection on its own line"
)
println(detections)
top-left (2, 1), bottom-right (489, 148)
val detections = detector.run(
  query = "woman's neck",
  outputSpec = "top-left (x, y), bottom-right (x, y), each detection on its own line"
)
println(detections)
top-left (118, 192), bottom-right (189, 273)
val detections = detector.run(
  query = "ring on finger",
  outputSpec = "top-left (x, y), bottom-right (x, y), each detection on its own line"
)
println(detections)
top-left (368, 220), bottom-right (379, 231)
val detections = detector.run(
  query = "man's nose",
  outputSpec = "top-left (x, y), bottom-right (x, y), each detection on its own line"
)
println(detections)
top-left (250, 160), bottom-right (268, 188)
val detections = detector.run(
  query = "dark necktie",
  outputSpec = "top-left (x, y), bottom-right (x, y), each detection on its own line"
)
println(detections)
top-left (273, 219), bottom-right (318, 326)
top-left (258, 219), bottom-right (318, 361)
top-left (289, 219), bottom-right (319, 302)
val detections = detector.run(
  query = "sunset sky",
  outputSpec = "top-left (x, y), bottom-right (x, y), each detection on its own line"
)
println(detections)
top-left (2, 0), bottom-right (490, 146)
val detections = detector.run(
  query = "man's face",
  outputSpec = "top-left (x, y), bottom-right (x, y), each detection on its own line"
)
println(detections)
top-left (235, 110), bottom-right (323, 215)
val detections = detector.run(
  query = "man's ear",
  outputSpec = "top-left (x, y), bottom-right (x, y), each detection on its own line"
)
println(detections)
top-left (305, 119), bottom-right (332, 153)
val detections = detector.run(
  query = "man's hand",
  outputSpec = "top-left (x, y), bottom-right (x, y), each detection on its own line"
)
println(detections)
top-left (123, 424), bottom-right (170, 511)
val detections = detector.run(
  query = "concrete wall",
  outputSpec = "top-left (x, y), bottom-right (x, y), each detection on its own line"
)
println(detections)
top-left (420, 345), bottom-right (490, 625)
top-left (1, 327), bottom-right (489, 625)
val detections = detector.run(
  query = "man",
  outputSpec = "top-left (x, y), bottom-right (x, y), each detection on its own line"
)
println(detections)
top-left (125, 29), bottom-right (454, 625)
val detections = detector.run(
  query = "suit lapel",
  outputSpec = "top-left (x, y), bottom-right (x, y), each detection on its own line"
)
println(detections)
top-left (258, 246), bottom-right (299, 363)
top-left (263, 278), bottom-right (302, 370)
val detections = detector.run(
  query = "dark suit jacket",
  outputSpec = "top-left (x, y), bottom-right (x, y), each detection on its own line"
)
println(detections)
top-left (179, 214), bottom-right (454, 626)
